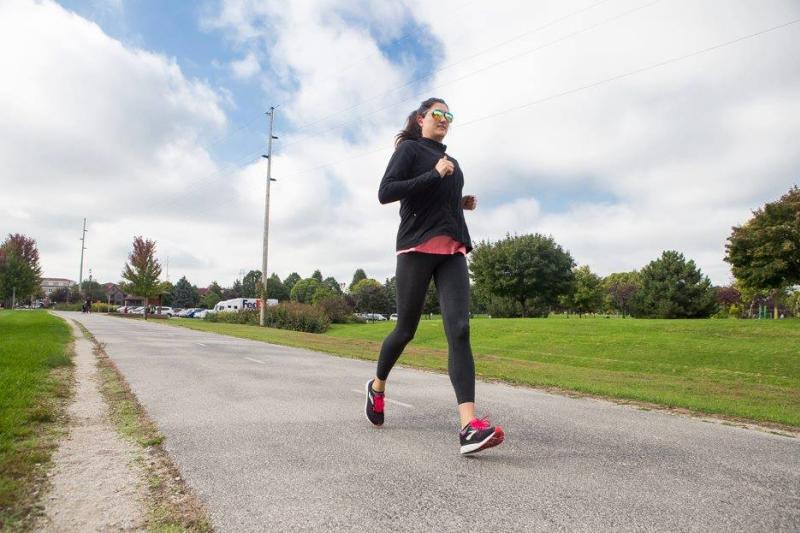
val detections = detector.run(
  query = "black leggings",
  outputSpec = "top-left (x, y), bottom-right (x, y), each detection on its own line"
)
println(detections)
top-left (376, 252), bottom-right (475, 404)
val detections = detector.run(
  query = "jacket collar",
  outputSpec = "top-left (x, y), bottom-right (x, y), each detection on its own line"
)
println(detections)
top-left (419, 136), bottom-right (447, 152)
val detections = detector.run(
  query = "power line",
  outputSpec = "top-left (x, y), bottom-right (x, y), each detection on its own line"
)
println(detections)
top-left (291, 0), bottom-right (619, 133)
top-left (276, 15), bottom-right (800, 181)
top-left (278, 0), bottom-right (660, 153)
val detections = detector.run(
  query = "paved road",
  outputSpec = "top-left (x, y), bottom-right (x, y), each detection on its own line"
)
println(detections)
top-left (57, 312), bottom-right (799, 532)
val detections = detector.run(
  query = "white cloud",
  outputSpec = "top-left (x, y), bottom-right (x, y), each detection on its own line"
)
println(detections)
top-left (202, 0), bottom-right (800, 286)
top-left (4, 0), bottom-right (800, 291)
top-left (230, 51), bottom-right (260, 79)
top-left (0, 0), bottom-right (228, 284)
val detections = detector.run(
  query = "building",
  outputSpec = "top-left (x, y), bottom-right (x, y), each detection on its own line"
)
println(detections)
top-left (103, 283), bottom-right (126, 306)
top-left (41, 277), bottom-right (75, 296)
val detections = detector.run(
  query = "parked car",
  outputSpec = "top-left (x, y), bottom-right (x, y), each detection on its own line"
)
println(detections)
top-left (153, 306), bottom-right (175, 317)
top-left (130, 306), bottom-right (145, 314)
top-left (360, 313), bottom-right (387, 321)
top-left (176, 307), bottom-right (200, 318)
top-left (390, 313), bottom-right (398, 321)
top-left (193, 309), bottom-right (214, 319)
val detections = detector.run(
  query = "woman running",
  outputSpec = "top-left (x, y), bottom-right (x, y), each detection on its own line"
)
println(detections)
top-left (364, 97), bottom-right (504, 455)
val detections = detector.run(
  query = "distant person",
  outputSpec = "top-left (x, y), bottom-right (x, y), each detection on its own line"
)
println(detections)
top-left (364, 97), bottom-right (504, 455)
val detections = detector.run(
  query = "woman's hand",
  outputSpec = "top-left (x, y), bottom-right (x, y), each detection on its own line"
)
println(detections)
top-left (435, 155), bottom-right (455, 177)
top-left (462, 195), bottom-right (477, 210)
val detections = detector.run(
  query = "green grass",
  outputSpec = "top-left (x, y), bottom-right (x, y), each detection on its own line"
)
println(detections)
top-left (0, 310), bottom-right (72, 529)
top-left (169, 316), bottom-right (800, 429)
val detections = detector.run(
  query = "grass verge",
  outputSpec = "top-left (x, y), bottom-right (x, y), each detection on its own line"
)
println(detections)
top-left (166, 317), bottom-right (800, 433)
top-left (0, 311), bottom-right (74, 531)
top-left (77, 323), bottom-right (213, 532)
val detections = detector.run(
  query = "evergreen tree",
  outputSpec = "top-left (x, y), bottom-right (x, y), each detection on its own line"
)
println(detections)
top-left (267, 273), bottom-right (289, 301)
top-left (283, 272), bottom-right (301, 293)
top-left (350, 269), bottom-right (367, 292)
top-left (311, 270), bottom-right (323, 282)
top-left (171, 276), bottom-right (198, 308)
top-left (634, 251), bottom-right (717, 318)
top-left (323, 276), bottom-right (343, 294)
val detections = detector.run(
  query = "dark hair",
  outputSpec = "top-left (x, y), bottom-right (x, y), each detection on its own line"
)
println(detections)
top-left (394, 97), bottom-right (448, 148)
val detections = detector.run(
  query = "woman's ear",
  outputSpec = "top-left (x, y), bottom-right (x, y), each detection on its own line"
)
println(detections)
top-left (416, 113), bottom-right (424, 128)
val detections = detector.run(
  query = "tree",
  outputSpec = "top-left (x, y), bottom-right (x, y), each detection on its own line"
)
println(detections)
top-left (311, 285), bottom-right (336, 305)
top-left (351, 278), bottom-right (389, 315)
top-left (311, 270), bottom-right (323, 283)
top-left (786, 289), bottom-right (800, 317)
top-left (201, 291), bottom-right (221, 309)
top-left (384, 277), bottom-right (397, 314)
top-left (603, 271), bottom-right (641, 317)
top-left (267, 273), bottom-right (289, 301)
top-left (469, 233), bottom-right (575, 317)
top-left (714, 285), bottom-right (742, 317)
top-left (290, 278), bottom-right (322, 304)
top-left (80, 280), bottom-right (107, 302)
top-left (423, 280), bottom-right (440, 316)
top-left (323, 276), bottom-right (343, 295)
top-left (242, 270), bottom-right (262, 298)
top-left (350, 269), bottom-right (367, 292)
top-left (49, 286), bottom-right (71, 304)
top-left (231, 279), bottom-right (243, 298)
top-left (120, 236), bottom-right (165, 319)
top-left (634, 251), bottom-right (717, 318)
top-left (725, 186), bottom-right (800, 319)
top-left (0, 233), bottom-right (42, 306)
top-left (283, 272), bottom-right (301, 293)
top-left (564, 265), bottom-right (604, 317)
top-left (208, 282), bottom-right (223, 299)
top-left (171, 276), bottom-right (198, 308)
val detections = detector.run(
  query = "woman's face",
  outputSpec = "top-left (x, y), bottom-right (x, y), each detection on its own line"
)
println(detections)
top-left (417, 103), bottom-right (452, 142)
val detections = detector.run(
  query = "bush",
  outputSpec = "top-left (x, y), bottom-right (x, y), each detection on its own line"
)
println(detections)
top-left (317, 296), bottom-right (354, 323)
top-left (205, 302), bottom-right (331, 333)
top-left (91, 303), bottom-right (116, 313)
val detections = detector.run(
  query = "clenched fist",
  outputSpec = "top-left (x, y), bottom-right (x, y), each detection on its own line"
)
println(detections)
top-left (435, 155), bottom-right (455, 177)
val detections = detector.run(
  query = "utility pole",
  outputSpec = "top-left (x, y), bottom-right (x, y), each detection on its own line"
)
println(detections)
top-left (78, 218), bottom-right (87, 296)
top-left (260, 106), bottom-right (278, 327)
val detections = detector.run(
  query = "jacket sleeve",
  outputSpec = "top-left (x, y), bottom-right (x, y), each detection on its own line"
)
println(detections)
top-left (378, 142), bottom-right (441, 204)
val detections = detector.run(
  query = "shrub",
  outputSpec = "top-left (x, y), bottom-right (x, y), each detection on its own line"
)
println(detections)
top-left (205, 302), bottom-right (330, 333)
top-left (317, 295), bottom-right (354, 323)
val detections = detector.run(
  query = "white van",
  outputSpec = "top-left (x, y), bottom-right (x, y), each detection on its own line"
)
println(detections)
top-left (213, 298), bottom-right (278, 312)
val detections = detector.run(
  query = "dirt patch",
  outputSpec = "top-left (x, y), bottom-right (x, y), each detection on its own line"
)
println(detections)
top-left (37, 319), bottom-right (147, 531)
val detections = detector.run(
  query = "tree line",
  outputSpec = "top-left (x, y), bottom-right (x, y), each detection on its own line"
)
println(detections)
top-left (4, 185), bottom-right (797, 320)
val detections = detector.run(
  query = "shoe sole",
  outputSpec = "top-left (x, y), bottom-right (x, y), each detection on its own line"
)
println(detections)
top-left (364, 379), bottom-right (383, 427)
top-left (460, 427), bottom-right (505, 455)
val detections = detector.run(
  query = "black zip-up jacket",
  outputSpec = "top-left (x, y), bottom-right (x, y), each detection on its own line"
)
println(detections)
top-left (378, 137), bottom-right (473, 253)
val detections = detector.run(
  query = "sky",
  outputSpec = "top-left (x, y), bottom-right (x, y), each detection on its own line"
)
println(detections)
top-left (2, 0), bottom-right (799, 289)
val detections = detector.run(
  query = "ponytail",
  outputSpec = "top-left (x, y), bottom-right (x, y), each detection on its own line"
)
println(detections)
top-left (394, 97), bottom-right (447, 148)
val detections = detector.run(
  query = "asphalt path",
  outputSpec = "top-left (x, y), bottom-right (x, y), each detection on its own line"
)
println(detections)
top-left (57, 312), bottom-right (800, 532)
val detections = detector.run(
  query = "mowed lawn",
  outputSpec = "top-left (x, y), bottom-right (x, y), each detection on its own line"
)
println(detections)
top-left (172, 316), bottom-right (800, 428)
top-left (0, 311), bottom-right (72, 527)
